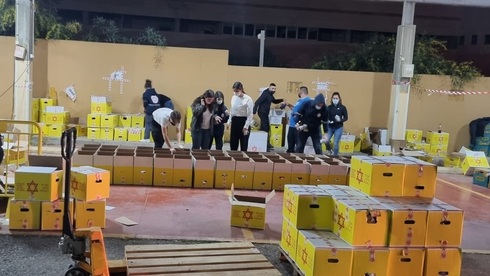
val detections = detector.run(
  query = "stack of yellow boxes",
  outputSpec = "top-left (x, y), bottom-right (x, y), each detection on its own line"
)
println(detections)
top-left (269, 109), bottom-right (284, 148)
top-left (426, 131), bottom-right (450, 158)
top-left (405, 129), bottom-right (429, 152)
top-left (34, 98), bottom-right (71, 138)
top-left (184, 106), bottom-right (192, 144)
top-left (10, 165), bottom-right (110, 231)
top-left (87, 96), bottom-right (114, 140)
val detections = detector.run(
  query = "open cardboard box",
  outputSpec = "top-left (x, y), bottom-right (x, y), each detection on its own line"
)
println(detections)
top-left (229, 184), bottom-right (275, 229)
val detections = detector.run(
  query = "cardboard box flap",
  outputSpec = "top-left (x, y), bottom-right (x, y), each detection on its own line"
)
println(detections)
top-left (97, 151), bottom-right (115, 156)
top-left (116, 151), bottom-right (134, 156)
top-left (215, 156), bottom-right (234, 161)
top-left (136, 146), bottom-right (154, 151)
top-left (174, 155), bottom-right (192, 160)
top-left (155, 154), bottom-right (173, 158)
top-left (135, 152), bottom-right (154, 157)
top-left (230, 184), bottom-right (275, 205)
top-left (193, 155), bottom-right (212, 160)
top-left (76, 150), bottom-right (96, 155)
top-left (28, 155), bottom-right (62, 169)
top-left (16, 166), bottom-right (58, 173)
top-left (83, 144), bottom-right (101, 148)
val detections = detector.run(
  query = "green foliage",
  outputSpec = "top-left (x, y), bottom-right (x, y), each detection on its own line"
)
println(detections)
top-left (0, 0), bottom-right (81, 39)
top-left (312, 34), bottom-right (482, 91)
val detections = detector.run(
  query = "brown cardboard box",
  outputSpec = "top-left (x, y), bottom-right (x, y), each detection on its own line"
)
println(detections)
top-left (309, 161), bottom-right (330, 185)
top-left (289, 159), bottom-right (310, 185)
top-left (113, 151), bottom-right (134, 185)
top-left (153, 154), bottom-right (174, 187)
top-left (252, 158), bottom-right (274, 190)
top-left (193, 156), bottom-right (215, 189)
top-left (133, 152), bottom-right (154, 186)
top-left (214, 156), bottom-right (235, 189)
top-left (93, 151), bottom-right (114, 184)
top-left (172, 155), bottom-right (193, 187)
top-left (73, 150), bottom-right (96, 167)
top-left (272, 159), bottom-right (292, 191)
top-left (233, 157), bottom-right (255, 190)
top-left (326, 161), bottom-right (349, 185)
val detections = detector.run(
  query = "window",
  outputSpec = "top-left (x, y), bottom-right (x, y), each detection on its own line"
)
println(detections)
top-left (446, 36), bottom-right (458, 49)
top-left (350, 30), bottom-right (371, 43)
top-left (287, 27), bottom-right (297, 39)
top-left (485, 35), bottom-right (490, 45)
top-left (58, 9), bottom-right (84, 23)
top-left (180, 19), bottom-right (221, 34)
top-left (265, 26), bottom-right (276, 38)
top-left (244, 24), bottom-right (254, 36)
top-left (308, 28), bottom-right (318, 40)
top-left (471, 35), bottom-right (478, 45)
top-left (459, 36), bottom-right (465, 46)
top-left (233, 24), bottom-right (244, 35)
top-left (277, 26), bottom-right (286, 38)
top-left (223, 22), bottom-right (233, 35)
top-left (298, 27), bottom-right (307, 39)
top-left (319, 29), bottom-right (347, 42)
top-left (123, 15), bottom-right (175, 31)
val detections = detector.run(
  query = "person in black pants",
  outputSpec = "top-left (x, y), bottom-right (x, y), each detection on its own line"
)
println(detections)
top-left (210, 91), bottom-right (229, 150)
top-left (228, 82), bottom-right (254, 151)
top-left (295, 93), bottom-right (329, 154)
top-left (253, 83), bottom-right (284, 151)
top-left (190, 89), bottom-right (215, 150)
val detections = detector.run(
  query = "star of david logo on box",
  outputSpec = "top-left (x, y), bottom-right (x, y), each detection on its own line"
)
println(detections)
top-left (26, 180), bottom-right (38, 197)
top-left (356, 168), bottom-right (364, 184)
top-left (300, 247), bottom-right (308, 265)
top-left (71, 177), bottom-right (79, 192)
top-left (242, 208), bottom-right (254, 221)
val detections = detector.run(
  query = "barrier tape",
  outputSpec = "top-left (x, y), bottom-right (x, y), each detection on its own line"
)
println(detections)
top-left (426, 89), bottom-right (490, 96)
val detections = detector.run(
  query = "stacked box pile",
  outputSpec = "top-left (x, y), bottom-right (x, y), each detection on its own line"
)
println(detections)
top-left (472, 123), bottom-right (490, 156)
top-left (280, 155), bottom-right (463, 276)
top-left (32, 98), bottom-right (72, 138)
top-left (10, 165), bottom-right (110, 231)
top-left (74, 147), bottom-right (350, 189)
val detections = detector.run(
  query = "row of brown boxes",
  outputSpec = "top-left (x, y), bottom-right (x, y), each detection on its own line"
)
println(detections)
top-left (72, 144), bottom-right (351, 190)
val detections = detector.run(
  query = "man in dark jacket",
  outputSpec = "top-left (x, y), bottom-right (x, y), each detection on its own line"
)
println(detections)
top-left (142, 79), bottom-right (173, 142)
top-left (253, 83), bottom-right (284, 151)
top-left (295, 93), bottom-right (329, 154)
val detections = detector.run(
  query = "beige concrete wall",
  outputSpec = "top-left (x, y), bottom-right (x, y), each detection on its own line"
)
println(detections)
top-left (1, 37), bottom-right (489, 152)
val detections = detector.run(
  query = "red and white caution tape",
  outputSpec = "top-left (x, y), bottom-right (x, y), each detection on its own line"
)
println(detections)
top-left (426, 89), bottom-right (490, 95)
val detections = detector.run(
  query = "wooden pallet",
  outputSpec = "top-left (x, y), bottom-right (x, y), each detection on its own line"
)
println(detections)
top-left (279, 246), bottom-right (305, 276)
top-left (125, 241), bottom-right (282, 275)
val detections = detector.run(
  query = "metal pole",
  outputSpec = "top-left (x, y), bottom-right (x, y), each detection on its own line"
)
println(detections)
top-left (13, 0), bottom-right (34, 132)
top-left (258, 30), bottom-right (265, 67)
top-left (387, 0), bottom-right (416, 140)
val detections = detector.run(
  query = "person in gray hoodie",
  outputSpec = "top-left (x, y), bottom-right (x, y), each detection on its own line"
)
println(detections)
top-left (294, 93), bottom-right (329, 154)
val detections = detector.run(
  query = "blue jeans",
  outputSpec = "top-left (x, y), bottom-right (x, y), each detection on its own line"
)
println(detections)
top-left (324, 126), bottom-right (343, 155)
top-left (144, 114), bottom-right (153, 139)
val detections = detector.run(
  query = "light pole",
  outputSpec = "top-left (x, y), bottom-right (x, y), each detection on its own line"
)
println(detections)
top-left (258, 30), bottom-right (265, 67)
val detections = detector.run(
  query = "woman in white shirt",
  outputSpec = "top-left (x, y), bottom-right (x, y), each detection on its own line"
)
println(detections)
top-left (152, 108), bottom-right (182, 153)
top-left (228, 81), bottom-right (254, 151)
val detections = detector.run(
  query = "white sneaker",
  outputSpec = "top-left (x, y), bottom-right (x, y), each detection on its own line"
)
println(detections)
top-left (140, 139), bottom-right (150, 143)
top-left (320, 138), bottom-right (327, 144)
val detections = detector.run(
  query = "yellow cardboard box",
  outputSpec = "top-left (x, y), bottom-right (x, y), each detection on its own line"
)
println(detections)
top-left (229, 185), bottom-right (275, 229)
top-left (131, 114), bottom-right (145, 128)
top-left (70, 166), bottom-right (110, 201)
top-left (214, 156), bottom-right (236, 189)
top-left (426, 131), bottom-right (450, 145)
top-left (75, 199), bottom-right (106, 228)
top-left (41, 199), bottom-right (74, 230)
top-left (388, 248), bottom-right (425, 276)
top-left (99, 128), bottom-right (115, 140)
top-left (9, 199), bottom-right (42, 230)
top-left (424, 248), bottom-right (462, 276)
top-left (93, 151), bottom-right (114, 184)
top-left (48, 124), bottom-right (67, 138)
top-left (32, 123), bottom-right (49, 136)
top-left (114, 127), bottom-right (128, 141)
top-left (251, 158), bottom-right (274, 190)
top-left (283, 185), bottom-right (333, 230)
top-left (280, 218), bottom-right (299, 258)
top-left (153, 154), bottom-right (174, 187)
top-left (461, 150), bottom-right (490, 176)
top-left (318, 184), bottom-right (368, 199)
top-left (87, 114), bottom-right (101, 128)
top-left (14, 166), bottom-right (63, 201)
top-left (91, 102), bottom-right (112, 114)
top-left (5, 147), bottom-right (28, 165)
top-left (67, 124), bottom-right (87, 138)
top-left (352, 247), bottom-right (390, 276)
top-left (119, 114), bottom-right (132, 127)
top-left (405, 129), bottom-right (423, 143)
top-left (444, 153), bottom-right (464, 168)
top-left (270, 124), bottom-right (283, 148)
top-left (332, 198), bottom-right (389, 246)
top-left (113, 151), bottom-right (134, 185)
top-left (373, 144), bottom-right (392, 156)
top-left (100, 114), bottom-right (118, 128)
top-left (400, 157), bottom-right (437, 198)
top-left (32, 98), bottom-right (40, 113)
top-left (426, 198), bottom-right (464, 247)
top-left (133, 153), bottom-right (154, 186)
top-left (172, 155), bottom-right (193, 187)
top-left (373, 197), bottom-right (428, 247)
top-left (349, 156), bottom-right (405, 197)
top-left (45, 111), bottom-right (70, 125)
top-left (296, 230), bottom-right (353, 276)
top-left (87, 128), bottom-right (101, 140)
top-left (127, 127), bottom-right (143, 142)
top-left (40, 98), bottom-right (55, 111)
top-left (407, 142), bottom-right (430, 152)
top-left (429, 144), bottom-right (448, 157)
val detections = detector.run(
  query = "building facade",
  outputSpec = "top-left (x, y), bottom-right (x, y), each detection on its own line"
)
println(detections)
top-left (57, 0), bottom-right (490, 74)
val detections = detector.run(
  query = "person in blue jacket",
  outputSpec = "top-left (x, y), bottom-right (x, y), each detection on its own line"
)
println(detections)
top-left (322, 91), bottom-right (348, 155)
top-left (295, 93), bottom-right (329, 154)
top-left (286, 86), bottom-right (310, 153)
top-left (141, 79), bottom-right (174, 142)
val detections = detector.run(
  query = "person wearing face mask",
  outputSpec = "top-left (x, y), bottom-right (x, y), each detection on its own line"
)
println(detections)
top-left (285, 86), bottom-right (311, 153)
top-left (294, 93), bottom-right (329, 154)
top-left (321, 91), bottom-right (348, 155)
top-left (191, 89), bottom-right (216, 150)
top-left (228, 81), bottom-right (254, 151)
top-left (253, 83), bottom-right (284, 151)
top-left (152, 107), bottom-right (182, 153)
top-left (210, 91), bottom-right (229, 150)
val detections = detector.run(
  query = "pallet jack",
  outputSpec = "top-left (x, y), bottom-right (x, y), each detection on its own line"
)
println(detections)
top-left (58, 127), bottom-right (111, 276)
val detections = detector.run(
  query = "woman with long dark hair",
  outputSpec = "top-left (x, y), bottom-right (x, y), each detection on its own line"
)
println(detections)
top-left (322, 91), bottom-right (348, 155)
top-left (228, 82), bottom-right (254, 151)
top-left (190, 89), bottom-right (215, 149)
top-left (210, 91), bottom-right (229, 150)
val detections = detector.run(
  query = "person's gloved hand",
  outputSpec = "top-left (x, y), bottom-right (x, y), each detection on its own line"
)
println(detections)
top-left (335, 115), bottom-right (341, 122)
top-left (295, 123), bottom-right (301, 130)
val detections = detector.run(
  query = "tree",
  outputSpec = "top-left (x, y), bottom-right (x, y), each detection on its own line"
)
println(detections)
top-left (0, 0), bottom-right (81, 39)
top-left (312, 35), bottom-right (482, 90)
